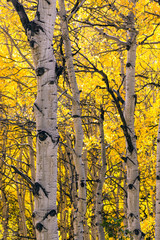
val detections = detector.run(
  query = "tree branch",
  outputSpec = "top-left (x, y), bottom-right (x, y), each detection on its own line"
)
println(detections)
top-left (10, 0), bottom-right (30, 32)
top-left (94, 26), bottom-right (127, 45)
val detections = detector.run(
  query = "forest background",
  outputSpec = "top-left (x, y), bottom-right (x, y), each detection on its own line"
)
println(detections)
top-left (0, 0), bottom-right (160, 239)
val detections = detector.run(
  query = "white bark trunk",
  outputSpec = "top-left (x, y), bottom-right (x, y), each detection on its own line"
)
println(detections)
top-left (95, 115), bottom-right (107, 240)
top-left (155, 117), bottom-right (160, 239)
top-left (33, 2), bottom-right (58, 238)
top-left (11, 0), bottom-right (59, 239)
top-left (124, 5), bottom-right (143, 239)
top-left (58, 1), bottom-right (87, 239)
top-left (16, 145), bottom-right (28, 239)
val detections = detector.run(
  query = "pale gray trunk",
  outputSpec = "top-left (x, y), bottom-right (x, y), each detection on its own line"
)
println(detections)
top-left (58, 1), bottom-right (86, 239)
top-left (32, 2), bottom-right (58, 239)
top-left (28, 132), bottom-right (36, 237)
top-left (16, 144), bottom-right (28, 239)
top-left (11, 0), bottom-right (58, 239)
top-left (28, 132), bottom-right (36, 182)
top-left (119, 52), bottom-right (128, 229)
top-left (95, 116), bottom-right (107, 240)
top-left (124, 5), bottom-right (142, 239)
top-left (155, 117), bottom-right (160, 239)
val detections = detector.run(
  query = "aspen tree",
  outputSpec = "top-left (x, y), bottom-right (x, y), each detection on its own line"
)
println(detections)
top-left (10, 0), bottom-right (59, 239)
top-left (155, 117), bottom-right (160, 239)
top-left (95, 107), bottom-right (107, 240)
top-left (92, 1), bottom-right (143, 237)
top-left (124, 1), bottom-right (143, 239)
top-left (58, 1), bottom-right (87, 239)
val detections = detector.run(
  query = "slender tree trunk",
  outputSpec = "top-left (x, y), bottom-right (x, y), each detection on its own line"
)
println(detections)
top-left (28, 131), bottom-right (36, 237)
top-left (0, 125), bottom-right (9, 239)
top-left (95, 111), bottom-right (107, 240)
top-left (16, 143), bottom-right (28, 239)
top-left (119, 52), bottom-right (128, 230)
top-left (66, 135), bottom-right (78, 239)
top-left (91, 183), bottom-right (98, 240)
top-left (58, 1), bottom-right (87, 239)
top-left (155, 117), bottom-right (160, 239)
top-left (28, 132), bottom-right (36, 182)
top-left (124, 3), bottom-right (142, 239)
top-left (11, 1), bottom-right (58, 239)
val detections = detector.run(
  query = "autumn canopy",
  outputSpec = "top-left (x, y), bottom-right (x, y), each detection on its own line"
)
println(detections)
top-left (0, 0), bottom-right (160, 240)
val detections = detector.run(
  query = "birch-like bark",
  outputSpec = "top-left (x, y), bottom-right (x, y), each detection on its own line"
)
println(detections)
top-left (66, 136), bottom-right (78, 239)
top-left (95, 112), bottom-right (107, 240)
top-left (119, 52), bottom-right (128, 229)
top-left (28, 132), bottom-right (36, 182)
top-left (155, 117), bottom-right (160, 239)
top-left (28, 132), bottom-right (36, 237)
top-left (58, 1), bottom-right (86, 239)
top-left (16, 144), bottom-right (28, 239)
top-left (124, 2), bottom-right (142, 239)
top-left (11, 1), bottom-right (58, 239)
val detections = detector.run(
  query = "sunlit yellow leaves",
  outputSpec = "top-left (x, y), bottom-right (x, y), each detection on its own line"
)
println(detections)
top-left (1, 0), bottom-right (160, 239)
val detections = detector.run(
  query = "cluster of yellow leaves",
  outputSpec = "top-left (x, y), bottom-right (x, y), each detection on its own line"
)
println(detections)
top-left (0, 0), bottom-right (160, 239)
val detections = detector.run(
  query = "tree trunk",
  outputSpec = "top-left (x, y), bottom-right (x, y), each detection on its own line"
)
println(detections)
top-left (155, 117), bottom-right (160, 239)
top-left (16, 143), bottom-right (28, 239)
top-left (124, 3), bottom-right (142, 239)
top-left (11, 0), bottom-right (59, 239)
top-left (58, 1), bottom-right (87, 239)
top-left (95, 112), bottom-right (107, 240)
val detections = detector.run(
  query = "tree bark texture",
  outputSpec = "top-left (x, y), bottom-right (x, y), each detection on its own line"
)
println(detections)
top-left (11, 0), bottom-right (58, 239)
top-left (124, 3), bottom-right (142, 239)
top-left (58, 1), bottom-right (87, 239)
top-left (155, 117), bottom-right (160, 239)
top-left (95, 115), bottom-right (107, 240)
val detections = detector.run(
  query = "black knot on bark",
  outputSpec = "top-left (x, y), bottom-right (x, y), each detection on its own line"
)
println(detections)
top-left (134, 229), bottom-right (140, 235)
top-left (33, 182), bottom-right (48, 198)
top-left (129, 213), bottom-right (134, 218)
top-left (37, 131), bottom-right (48, 141)
top-left (29, 40), bottom-right (35, 48)
top-left (128, 184), bottom-right (133, 190)
top-left (43, 209), bottom-right (57, 220)
top-left (49, 209), bottom-right (57, 217)
top-left (27, 21), bottom-right (44, 35)
top-left (126, 62), bottom-right (132, 67)
top-left (126, 45), bottom-right (130, 51)
top-left (32, 212), bottom-right (36, 218)
top-left (35, 223), bottom-right (44, 232)
top-left (137, 175), bottom-right (140, 181)
top-left (49, 80), bottom-right (55, 85)
top-left (36, 67), bottom-right (45, 76)
top-left (80, 180), bottom-right (85, 187)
